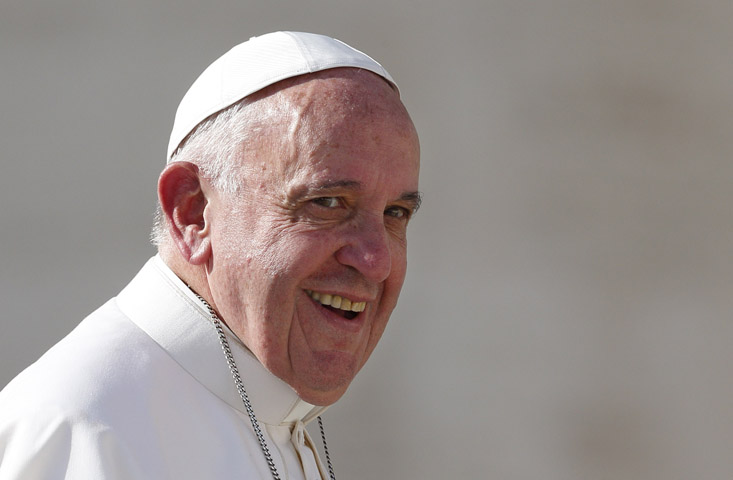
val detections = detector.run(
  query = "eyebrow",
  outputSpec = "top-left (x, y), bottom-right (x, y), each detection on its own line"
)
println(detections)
top-left (307, 180), bottom-right (363, 194)
top-left (400, 191), bottom-right (423, 214)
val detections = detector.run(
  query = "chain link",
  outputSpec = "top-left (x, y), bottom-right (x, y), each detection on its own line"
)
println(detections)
top-left (318, 417), bottom-right (337, 480)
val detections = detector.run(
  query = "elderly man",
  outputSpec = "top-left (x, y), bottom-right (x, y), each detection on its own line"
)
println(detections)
top-left (0, 32), bottom-right (420, 479)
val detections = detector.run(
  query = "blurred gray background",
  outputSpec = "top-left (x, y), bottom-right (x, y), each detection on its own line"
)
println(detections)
top-left (2, 1), bottom-right (732, 478)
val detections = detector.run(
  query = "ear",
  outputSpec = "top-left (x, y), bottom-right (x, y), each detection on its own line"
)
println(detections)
top-left (157, 162), bottom-right (212, 265)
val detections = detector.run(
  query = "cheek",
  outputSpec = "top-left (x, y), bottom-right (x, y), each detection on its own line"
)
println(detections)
top-left (372, 245), bottom-right (408, 317)
top-left (246, 232), bottom-right (332, 317)
top-left (256, 240), bottom-right (323, 290)
top-left (387, 239), bottom-right (409, 285)
top-left (270, 227), bottom-right (341, 269)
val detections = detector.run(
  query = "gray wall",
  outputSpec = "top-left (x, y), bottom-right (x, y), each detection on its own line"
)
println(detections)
top-left (2, 1), bottom-right (732, 478)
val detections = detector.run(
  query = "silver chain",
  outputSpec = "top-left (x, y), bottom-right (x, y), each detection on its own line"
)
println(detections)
top-left (195, 294), bottom-right (336, 480)
top-left (317, 417), bottom-right (336, 480)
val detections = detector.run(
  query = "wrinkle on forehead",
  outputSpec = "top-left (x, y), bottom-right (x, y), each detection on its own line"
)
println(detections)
top-left (252, 69), bottom-right (411, 132)
top-left (239, 68), bottom-right (418, 183)
top-left (292, 72), bottom-right (416, 167)
top-left (294, 71), bottom-right (409, 130)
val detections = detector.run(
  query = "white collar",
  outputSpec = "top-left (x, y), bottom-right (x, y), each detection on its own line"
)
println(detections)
top-left (116, 255), bottom-right (328, 426)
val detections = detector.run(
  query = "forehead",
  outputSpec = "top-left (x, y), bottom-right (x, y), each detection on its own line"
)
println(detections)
top-left (250, 68), bottom-right (415, 140)
top-left (255, 69), bottom-right (420, 189)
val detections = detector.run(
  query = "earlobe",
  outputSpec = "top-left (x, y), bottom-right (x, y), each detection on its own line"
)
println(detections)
top-left (158, 162), bottom-right (212, 265)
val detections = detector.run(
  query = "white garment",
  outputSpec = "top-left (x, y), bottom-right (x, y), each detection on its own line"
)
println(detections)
top-left (0, 256), bottom-right (330, 479)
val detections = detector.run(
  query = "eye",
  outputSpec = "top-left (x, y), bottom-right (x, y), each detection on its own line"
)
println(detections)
top-left (312, 197), bottom-right (341, 208)
top-left (385, 206), bottom-right (410, 219)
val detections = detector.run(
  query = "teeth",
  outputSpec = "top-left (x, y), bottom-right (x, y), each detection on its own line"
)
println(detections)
top-left (306, 290), bottom-right (366, 313)
top-left (331, 296), bottom-right (342, 309)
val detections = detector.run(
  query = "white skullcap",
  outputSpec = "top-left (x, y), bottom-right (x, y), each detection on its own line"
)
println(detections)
top-left (167, 31), bottom-right (397, 161)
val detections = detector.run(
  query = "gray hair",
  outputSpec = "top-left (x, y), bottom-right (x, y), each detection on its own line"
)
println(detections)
top-left (150, 97), bottom-right (273, 247)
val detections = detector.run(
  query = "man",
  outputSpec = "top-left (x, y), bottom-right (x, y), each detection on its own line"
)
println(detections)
top-left (0, 32), bottom-right (420, 479)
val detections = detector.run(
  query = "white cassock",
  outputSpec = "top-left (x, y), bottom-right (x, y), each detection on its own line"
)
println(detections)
top-left (0, 256), bottom-right (331, 479)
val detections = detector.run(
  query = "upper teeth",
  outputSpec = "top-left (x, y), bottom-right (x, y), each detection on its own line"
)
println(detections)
top-left (306, 290), bottom-right (366, 313)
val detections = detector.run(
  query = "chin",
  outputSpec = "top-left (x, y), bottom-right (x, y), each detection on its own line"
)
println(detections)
top-left (296, 382), bottom-right (351, 406)
top-left (296, 356), bottom-right (361, 405)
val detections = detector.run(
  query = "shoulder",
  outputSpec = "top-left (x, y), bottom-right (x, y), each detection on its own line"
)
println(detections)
top-left (0, 297), bottom-right (167, 432)
top-left (0, 298), bottom-right (171, 478)
top-left (2, 298), bottom-right (160, 413)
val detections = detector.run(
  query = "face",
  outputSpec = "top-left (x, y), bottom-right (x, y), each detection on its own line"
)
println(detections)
top-left (204, 70), bottom-right (420, 405)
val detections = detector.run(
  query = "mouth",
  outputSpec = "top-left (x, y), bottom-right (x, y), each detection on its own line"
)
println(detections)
top-left (305, 290), bottom-right (366, 320)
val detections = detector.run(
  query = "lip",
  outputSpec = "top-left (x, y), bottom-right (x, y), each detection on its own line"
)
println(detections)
top-left (304, 290), bottom-right (368, 334)
top-left (306, 288), bottom-right (373, 305)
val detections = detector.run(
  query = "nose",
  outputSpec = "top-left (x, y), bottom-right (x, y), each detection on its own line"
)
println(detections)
top-left (335, 215), bottom-right (393, 283)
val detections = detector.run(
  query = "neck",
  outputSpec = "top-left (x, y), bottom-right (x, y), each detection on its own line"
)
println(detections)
top-left (159, 247), bottom-right (214, 310)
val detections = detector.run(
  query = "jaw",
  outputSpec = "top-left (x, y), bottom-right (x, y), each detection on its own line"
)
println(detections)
top-left (288, 351), bottom-right (359, 405)
top-left (276, 294), bottom-right (378, 405)
top-left (233, 278), bottom-right (398, 406)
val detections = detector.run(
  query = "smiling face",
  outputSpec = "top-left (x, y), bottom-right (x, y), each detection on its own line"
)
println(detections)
top-left (203, 69), bottom-right (420, 406)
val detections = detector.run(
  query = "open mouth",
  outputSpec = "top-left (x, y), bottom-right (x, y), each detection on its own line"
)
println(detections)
top-left (305, 290), bottom-right (365, 320)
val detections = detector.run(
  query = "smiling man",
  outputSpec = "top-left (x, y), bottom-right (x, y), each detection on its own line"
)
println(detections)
top-left (0, 32), bottom-right (420, 479)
